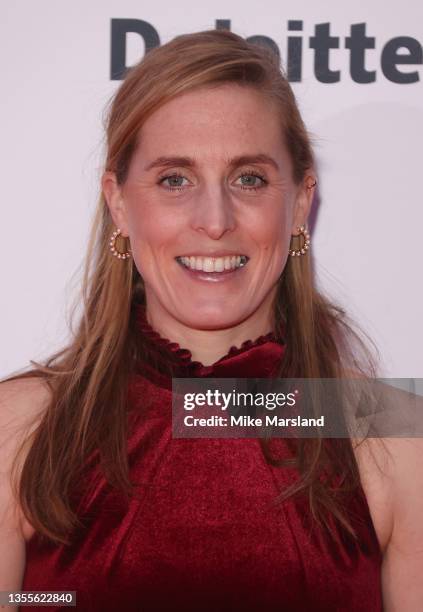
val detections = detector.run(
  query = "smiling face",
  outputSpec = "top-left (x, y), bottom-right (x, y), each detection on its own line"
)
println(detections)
top-left (103, 83), bottom-right (314, 338)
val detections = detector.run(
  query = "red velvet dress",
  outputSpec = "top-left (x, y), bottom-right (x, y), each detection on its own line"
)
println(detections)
top-left (22, 305), bottom-right (383, 611)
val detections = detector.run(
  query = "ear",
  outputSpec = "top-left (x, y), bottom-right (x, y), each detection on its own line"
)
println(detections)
top-left (291, 173), bottom-right (317, 235)
top-left (101, 171), bottom-right (130, 237)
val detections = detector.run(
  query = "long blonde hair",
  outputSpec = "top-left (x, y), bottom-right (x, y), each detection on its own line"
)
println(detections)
top-left (5, 29), bottom-right (378, 546)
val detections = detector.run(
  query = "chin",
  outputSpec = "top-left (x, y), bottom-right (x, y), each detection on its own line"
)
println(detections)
top-left (177, 308), bottom-right (244, 331)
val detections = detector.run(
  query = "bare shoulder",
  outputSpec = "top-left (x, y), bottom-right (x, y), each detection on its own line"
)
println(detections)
top-left (0, 375), bottom-right (52, 422)
top-left (0, 376), bottom-right (52, 589)
top-left (352, 435), bottom-right (423, 557)
top-left (0, 376), bottom-right (52, 467)
top-left (351, 435), bottom-right (394, 555)
top-left (0, 375), bottom-right (52, 495)
top-left (0, 376), bottom-right (52, 535)
top-left (354, 435), bottom-right (423, 609)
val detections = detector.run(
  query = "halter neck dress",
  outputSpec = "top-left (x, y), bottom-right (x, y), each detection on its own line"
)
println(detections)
top-left (22, 304), bottom-right (383, 611)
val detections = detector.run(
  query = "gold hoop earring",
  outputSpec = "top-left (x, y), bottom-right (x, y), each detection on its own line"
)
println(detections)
top-left (109, 228), bottom-right (132, 260)
top-left (288, 225), bottom-right (311, 257)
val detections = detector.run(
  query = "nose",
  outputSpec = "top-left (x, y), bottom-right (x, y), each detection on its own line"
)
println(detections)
top-left (190, 183), bottom-right (236, 240)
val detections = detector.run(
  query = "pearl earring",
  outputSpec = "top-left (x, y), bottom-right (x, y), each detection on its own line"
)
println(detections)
top-left (109, 228), bottom-right (132, 260)
top-left (288, 225), bottom-right (311, 257)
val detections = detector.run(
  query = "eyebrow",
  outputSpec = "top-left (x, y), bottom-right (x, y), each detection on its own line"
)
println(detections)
top-left (143, 153), bottom-right (280, 173)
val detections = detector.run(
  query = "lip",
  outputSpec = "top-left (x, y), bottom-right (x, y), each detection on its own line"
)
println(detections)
top-left (175, 252), bottom-right (249, 258)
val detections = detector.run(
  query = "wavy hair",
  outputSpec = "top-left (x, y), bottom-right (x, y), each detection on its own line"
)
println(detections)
top-left (4, 29), bottom-right (379, 546)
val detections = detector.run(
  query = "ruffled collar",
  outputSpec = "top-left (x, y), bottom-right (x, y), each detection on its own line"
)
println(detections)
top-left (133, 303), bottom-right (286, 385)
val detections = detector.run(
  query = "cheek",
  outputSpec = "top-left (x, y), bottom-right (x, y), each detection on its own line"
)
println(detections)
top-left (125, 205), bottom-right (181, 281)
top-left (126, 201), bottom-right (177, 251)
top-left (253, 205), bottom-right (291, 253)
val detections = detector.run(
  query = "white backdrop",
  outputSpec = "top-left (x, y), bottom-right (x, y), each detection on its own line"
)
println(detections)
top-left (2, 0), bottom-right (422, 378)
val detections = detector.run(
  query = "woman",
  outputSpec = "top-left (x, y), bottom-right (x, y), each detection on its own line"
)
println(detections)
top-left (1, 29), bottom-right (422, 611)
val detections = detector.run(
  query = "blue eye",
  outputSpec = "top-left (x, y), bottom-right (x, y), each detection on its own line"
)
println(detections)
top-left (237, 172), bottom-right (267, 191)
top-left (157, 170), bottom-right (268, 192)
top-left (158, 173), bottom-right (190, 191)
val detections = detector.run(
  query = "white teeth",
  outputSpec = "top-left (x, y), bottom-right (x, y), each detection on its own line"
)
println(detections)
top-left (215, 258), bottom-right (224, 272)
top-left (178, 255), bottom-right (248, 272)
top-left (203, 258), bottom-right (214, 273)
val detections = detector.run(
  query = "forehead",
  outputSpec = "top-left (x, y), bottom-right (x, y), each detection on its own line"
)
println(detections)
top-left (134, 84), bottom-right (287, 163)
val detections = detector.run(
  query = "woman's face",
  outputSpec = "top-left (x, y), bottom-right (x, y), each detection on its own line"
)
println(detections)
top-left (103, 83), bottom-right (313, 333)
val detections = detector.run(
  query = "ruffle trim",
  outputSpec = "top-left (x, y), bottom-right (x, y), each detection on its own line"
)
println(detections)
top-left (135, 303), bottom-right (281, 369)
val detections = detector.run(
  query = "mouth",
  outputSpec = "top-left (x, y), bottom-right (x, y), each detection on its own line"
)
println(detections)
top-left (175, 254), bottom-right (250, 282)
